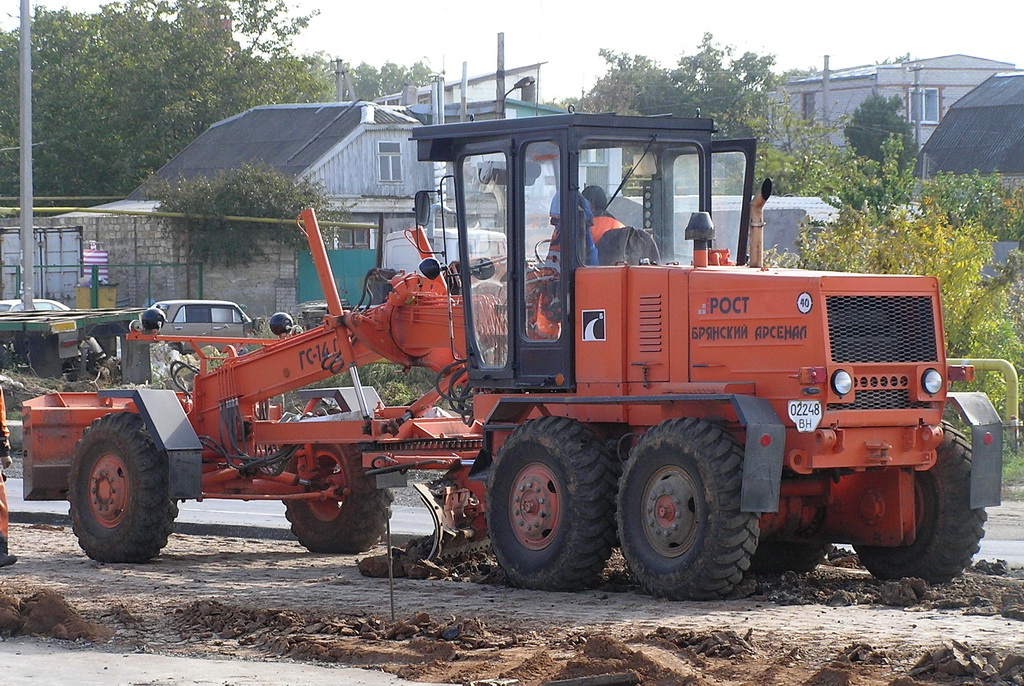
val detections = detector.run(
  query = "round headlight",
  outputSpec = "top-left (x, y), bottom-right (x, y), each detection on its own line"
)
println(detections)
top-left (922, 368), bottom-right (944, 394)
top-left (831, 369), bottom-right (853, 396)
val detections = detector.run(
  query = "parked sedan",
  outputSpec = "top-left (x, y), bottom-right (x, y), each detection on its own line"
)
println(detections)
top-left (151, 299), bottom-right (254, 338)
top-left (0, 299), bottom-right (72, 312)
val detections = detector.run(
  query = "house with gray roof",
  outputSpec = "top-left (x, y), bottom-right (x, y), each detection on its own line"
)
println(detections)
top-left (918, 73), bottom-right (1024, 184)
top-left (783, 55), bottom-right (1016, 149)
top-left (137, 101), bottom-right (432, 235)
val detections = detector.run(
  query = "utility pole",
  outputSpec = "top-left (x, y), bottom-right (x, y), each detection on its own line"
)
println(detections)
top-left (20, 0), bottom-right (34, 309)
top-left (821, 55), bottom-right (831, 125)
top-left (333, 59), bottom-right (357, 101)
top-left (911, 65), bottom-right (923, 151)
top-left (496, 33), bottom-right (506, 119)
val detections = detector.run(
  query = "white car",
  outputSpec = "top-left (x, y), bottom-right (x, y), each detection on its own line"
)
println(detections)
top-left (0, 299), bottom-right (72, 312)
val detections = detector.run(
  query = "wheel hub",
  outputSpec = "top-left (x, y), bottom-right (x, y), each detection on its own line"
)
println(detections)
top-left (89, 454), bottom-right (129, 528)
top-left (510, 463), bottom-right (560, 550)
top-left (642, 466), bottom-right (699, 557)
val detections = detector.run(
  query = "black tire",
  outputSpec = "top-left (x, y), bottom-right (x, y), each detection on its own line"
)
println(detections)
top-left (749, 542), bottom-right (833, 574)
top-left (487, 416), bottom-right (617, 590)
top-left (69, 412), bottom-right (178, 562)
top-left (855, 424), bottom-right (986, 583)
top-left (284, 445), bottom-right (392, 553)
top-left (616, 417), bottom-right (759, 600)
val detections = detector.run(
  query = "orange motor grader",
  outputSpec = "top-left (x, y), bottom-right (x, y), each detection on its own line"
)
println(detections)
top-left (22, 113), bottom-right (1003, 600)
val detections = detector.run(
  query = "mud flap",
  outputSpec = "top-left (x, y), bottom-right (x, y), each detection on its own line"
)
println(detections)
top-left (99, 389), bottom-right (202, 500)
top-left (730, 395), bottom-right (786, 513)
top-left (947, 391), bottom-right (1003, 508)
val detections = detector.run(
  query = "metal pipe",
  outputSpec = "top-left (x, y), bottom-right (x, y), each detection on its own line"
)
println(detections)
top-left (299, 208), bottom-right (344, 317)
top-left (748, 179), bottom-right (772, 268)
top-left (948, 358), bottom-right (1020, 425)
top-left (0, 205), bottom-right (376, 229)
top-left (19, 0), bottom-right (34, 310)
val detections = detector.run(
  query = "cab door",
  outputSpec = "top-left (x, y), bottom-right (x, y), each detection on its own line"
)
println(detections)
top-left (710, 139), bottom-right (757, 264)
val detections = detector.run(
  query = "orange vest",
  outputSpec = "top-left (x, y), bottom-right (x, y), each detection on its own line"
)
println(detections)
top-left (591, 215), bottom-right (625, 243)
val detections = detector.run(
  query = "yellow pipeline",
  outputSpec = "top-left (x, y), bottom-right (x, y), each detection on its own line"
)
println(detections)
top-left (948, 358), bottom-right (1019, 426)
top-left (0, 206), bottom-right (377, 230)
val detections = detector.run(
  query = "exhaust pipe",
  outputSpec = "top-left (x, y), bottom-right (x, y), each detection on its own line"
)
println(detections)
top-left (748, 178), bottom-right (772, 268)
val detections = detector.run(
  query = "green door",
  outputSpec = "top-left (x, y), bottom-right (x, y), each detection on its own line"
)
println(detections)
top-left (296, 249), bottom-right (376, 305)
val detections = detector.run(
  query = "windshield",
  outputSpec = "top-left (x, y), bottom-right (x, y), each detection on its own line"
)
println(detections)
top-left (578, 139), bottom-right (708, 265)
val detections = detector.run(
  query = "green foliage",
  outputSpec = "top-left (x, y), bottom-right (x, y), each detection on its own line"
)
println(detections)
top-left (671, 33), bottom-right (780, 137)
top-left (919, 171), bottom-right (1024, 240)
top-left (844, 94), bottom-right (916, 170)
top-left (0, 0), bottom-right (332, 197)
top-left (346, 60), bottom-right (434, 101)
top-left (150, 163), bottom-right (340, 266)
top-left (577, 51), bottom-right (675, 116)
top-left (579, 34), bottom-right (779, 137)
top-left (1004, 443), bottom-right (1024, 495)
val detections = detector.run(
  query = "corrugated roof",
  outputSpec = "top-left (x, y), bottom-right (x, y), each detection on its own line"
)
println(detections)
top-left (135, 103), bottom-right (418, 197)
top-left (920, 73), bottom-right (1024, 175)
top-left (789, 65), bottom-right (878, 84)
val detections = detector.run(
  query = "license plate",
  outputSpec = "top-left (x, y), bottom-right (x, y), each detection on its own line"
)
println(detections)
top-left (787, 400), bottom-right (822, 433)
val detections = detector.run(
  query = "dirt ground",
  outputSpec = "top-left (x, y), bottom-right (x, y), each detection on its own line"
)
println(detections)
top-left (1, 524), bottom-right (1023, 686)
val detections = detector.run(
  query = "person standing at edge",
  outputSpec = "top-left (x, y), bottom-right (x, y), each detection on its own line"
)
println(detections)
top-left (0, 387), bottom-right (17, 567)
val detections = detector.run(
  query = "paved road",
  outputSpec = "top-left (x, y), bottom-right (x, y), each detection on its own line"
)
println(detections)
top-left (0, 638), bottom-right (445, 686)
top-left (6, 478), bottom-right (1024, 565)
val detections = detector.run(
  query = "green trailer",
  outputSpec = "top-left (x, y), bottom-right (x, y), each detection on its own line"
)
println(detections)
top-left (0, 308), bottom-right (146, 380)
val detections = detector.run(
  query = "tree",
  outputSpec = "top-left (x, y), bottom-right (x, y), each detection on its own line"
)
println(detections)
top-left (919, 171), bottom-right (1024, 240)
top-left (579, 35), bottom-right (779, 137)
top-left (670, 33), bottom-right (780, 137)
top-left (0, 0), bottom-right (332, 198)
top-left (577, 50), bottom-right (675, 116)
top-left (346, 60), bottom-right (434, 101)
top-left (150, 163), bottom-right (340, 266)
top-left (844, 94), bottom-right (916, 170)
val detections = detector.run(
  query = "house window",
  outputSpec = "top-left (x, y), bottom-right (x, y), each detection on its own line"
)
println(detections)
top-left (333, 228), bottom-right (370, 249)
top-left (922, 88), bottom-right (939, 124)
top-left (801, 92), bottom-right (815, 120)
top-left (378, 141), bottom-right (402, 183)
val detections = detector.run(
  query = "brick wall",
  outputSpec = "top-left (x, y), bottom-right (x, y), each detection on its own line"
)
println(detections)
top-left (0, 214), bottom-right (297, 316)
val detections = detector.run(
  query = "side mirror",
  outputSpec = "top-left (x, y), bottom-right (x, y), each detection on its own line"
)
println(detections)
top-left (414, 190), bottom-right (433, 228)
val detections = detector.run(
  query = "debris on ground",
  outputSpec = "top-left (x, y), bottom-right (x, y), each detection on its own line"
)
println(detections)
top-left (0, 591), bottom-right (113, 641)
top-left (3, 525), bottom-right (1024, 686)
top-left (910, 641), bottom-right (1024, 683)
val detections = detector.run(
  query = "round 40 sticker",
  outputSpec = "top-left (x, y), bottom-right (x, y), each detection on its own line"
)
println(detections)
top-left (796, 292), bottom-right (813, 314)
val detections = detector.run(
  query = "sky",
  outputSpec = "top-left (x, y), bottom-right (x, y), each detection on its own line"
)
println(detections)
top-left (5, 0), bottom-right (1024, 101)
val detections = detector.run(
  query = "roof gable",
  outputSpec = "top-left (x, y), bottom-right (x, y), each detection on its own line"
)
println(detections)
top-left (139, 103), bottom-right (419, 194)
top-left (920, 73), bottom-right (1024, 175)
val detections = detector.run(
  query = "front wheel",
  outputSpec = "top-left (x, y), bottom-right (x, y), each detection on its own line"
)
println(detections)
top-left (69, 412), bottom-right (178, 562)
top-left (285, 445), bottom-right (392, 554)
top-left (617, 418), bottom-right (759, 600)
top-left (487, 417), bottom-right (617, 591)
top-left (855, 424), bottom-right (985, 583)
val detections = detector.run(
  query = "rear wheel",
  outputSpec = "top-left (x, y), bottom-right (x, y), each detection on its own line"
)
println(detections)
top-left (749, 542), bottom-right (833, 574)
top-left (855, 424), bottom-right (985, 583)
top-left (487, 417), bottom-right (617, 590)
top-left (69, 412), bottom-right (178, 562)
top-left (617, 418), bottom-right (759, 600)
top-left (284, 445), bottom-right (392, 553)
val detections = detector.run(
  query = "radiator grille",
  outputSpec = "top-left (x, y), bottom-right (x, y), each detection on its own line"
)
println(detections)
top-left (828, 390), bottom-right (933, 412)
top-left (826, 295), bottom-right (938, 363)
